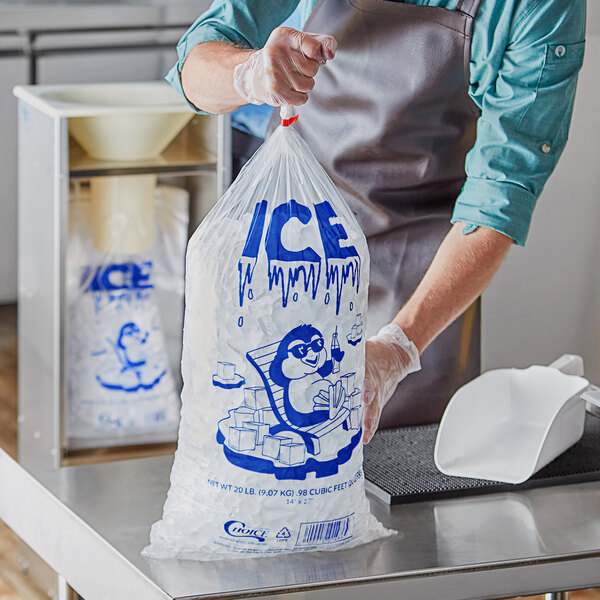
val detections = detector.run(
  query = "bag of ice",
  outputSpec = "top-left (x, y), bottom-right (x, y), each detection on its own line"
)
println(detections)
top-left (67, 184), bottom-right (186, 440)
top-left (144, 108), bottom-right (392, 560)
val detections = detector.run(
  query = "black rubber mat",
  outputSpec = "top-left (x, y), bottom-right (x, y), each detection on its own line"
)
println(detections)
top-left (363, 411), bottom-right (600, 505)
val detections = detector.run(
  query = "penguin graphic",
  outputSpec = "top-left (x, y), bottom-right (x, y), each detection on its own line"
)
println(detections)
top-left (114, 322), bottom-right (148, 372)
top-left (269, 324), bottom-right (345, 428)
top-left (96, 321), bottom-right (167, 392)
top-left (217, 324), bottom-right (361, 475)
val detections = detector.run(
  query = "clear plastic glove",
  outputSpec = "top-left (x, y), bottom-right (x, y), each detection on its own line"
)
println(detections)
top-left (363, 324), bottom-right (421, 444)
top-left (233, 26), bottom-right (337, 107)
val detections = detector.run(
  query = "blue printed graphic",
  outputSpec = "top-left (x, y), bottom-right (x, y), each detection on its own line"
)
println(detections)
top-left (83, 262), bottom-right (154, 314)
top-left (346, 314), bottom-right (364, 347)
top-left (83, 261), bottom-right (154, 292)
top-left (238, 200), bottom-right (267, 306)
top-left (314, 202), bottom-right (361, 314)
top-left (212, 361), bottom-right (246, 389)
top-left (216, 326), bottom-right (363, 480)
top-left (331, 327), bottom-right (341, 374)
top-left (276, 527), bottom-right (291, 540)
top-left (269, 325), bottom-right (343, 429)
top-left (95, 321), bottom-right (167, 393)
top-left (295, 514), bottom-right (353, 547)
top-left (224, 520), bottom-right (268, 542)
top-left (238, 200), bottom-right (360, 315)
top-left (265, 200), bottom-right (322, 308)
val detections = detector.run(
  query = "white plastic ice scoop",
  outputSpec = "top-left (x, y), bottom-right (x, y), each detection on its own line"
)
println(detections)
top-left (434, 365), bottom-right (590, 484)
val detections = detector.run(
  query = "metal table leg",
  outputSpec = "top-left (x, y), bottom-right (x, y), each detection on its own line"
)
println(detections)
top-left (545, 593), bottom-right (569, 600)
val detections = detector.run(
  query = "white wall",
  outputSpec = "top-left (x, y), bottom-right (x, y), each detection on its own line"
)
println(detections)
top-left (482, 1), bottom-right (600, 382)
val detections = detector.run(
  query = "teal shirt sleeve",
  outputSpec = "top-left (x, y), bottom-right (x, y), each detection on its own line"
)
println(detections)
top-left (452, 0), bottom-right (586, 245)
top-left (166, 0), bottom-right (300, 112)
top-left (168, 0), bottom-right (585, 246)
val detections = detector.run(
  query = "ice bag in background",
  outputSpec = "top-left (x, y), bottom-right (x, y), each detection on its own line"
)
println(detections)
top-left (151, 185), bottom-right (189, 391)
top-left (145, 109), bottom-right (392, 561)
top-left (67, 180), bottom-right (187, 440)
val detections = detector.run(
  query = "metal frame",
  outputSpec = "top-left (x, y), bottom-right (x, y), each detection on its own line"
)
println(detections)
top-left (217, 111), bottom-right (232, 198)
top-left (17, 101), bottom-right (68, 470)
top-left (16, 92), bottom-right (231, 471)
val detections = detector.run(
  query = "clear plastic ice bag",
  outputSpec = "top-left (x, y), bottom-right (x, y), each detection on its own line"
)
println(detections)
top-left (145, 111), bottom-right (392, 560)
top-left (67, 182), bottom-right (188, 440)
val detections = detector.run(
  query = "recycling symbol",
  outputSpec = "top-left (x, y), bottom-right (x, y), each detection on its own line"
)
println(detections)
top-left (276, 527), bottom-right (291, 540)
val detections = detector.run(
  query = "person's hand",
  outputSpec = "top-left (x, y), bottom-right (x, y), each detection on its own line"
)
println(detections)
top-left (362, 324), bottom-right (421, 444)
top-left (233, 26), bottom-right (337, 106)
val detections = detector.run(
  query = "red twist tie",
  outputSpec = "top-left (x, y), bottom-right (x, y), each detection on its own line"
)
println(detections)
top-left (281, 114), bottom-right (299, 127)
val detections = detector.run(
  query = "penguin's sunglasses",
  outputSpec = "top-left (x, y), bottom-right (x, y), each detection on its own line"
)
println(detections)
top-left (289, 337), bottom-right (325, 359)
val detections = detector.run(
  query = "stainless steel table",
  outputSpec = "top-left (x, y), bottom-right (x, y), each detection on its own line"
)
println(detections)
top-left (0, 449), bottom-right (598, 600)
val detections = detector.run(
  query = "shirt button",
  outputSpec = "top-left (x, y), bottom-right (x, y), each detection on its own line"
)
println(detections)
top-left (555, 45), bottom-right (567, 58)
top-left (541, 143), bottom-right (551, 154)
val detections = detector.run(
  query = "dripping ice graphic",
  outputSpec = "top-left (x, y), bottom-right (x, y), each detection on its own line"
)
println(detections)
top-left (238, 199), bottom-right (360, 314)
top-left (324, 257), bottom-right (360, 314)
top-left (314, 201), bottom-right (361, 314)
top-left (268, 259), bottom-right (321, 307)
top-left (238, 200), bottom-right (267, 306)
top-left (239, 256), bottom-right (258, 306)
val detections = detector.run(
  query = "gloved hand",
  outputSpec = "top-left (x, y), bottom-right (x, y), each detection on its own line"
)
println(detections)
top-left (362, 324), bottom-right (421, 444)
top-left (233, 26), bottom-right (337, 107)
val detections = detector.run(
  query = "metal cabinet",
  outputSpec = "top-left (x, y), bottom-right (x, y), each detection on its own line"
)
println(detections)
top-left (15, 81), bottom-right (231, 470)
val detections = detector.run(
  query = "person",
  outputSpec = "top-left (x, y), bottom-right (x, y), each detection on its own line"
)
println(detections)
top-left (228, 4), bottom-right (303, 178)
top-left (167, 0), bottom-right (586, 442)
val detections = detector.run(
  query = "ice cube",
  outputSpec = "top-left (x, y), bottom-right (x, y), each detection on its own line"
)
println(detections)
top-left (279, 443), bottom-right (306, 466)
top-left (229, 427), bottom-right (257, 451)
top-left (347, 390), bottom-right (361, 410)
top-left (244, 386), bottom-right (269, 410)
top-left (217, 361), bottom-right (236, 380)
top-left (254, 407), bottom-right (279, 425)
top-left (312, 436), bottom-right (321, 455)
top-left (341, 372), bottom-right (356, 393)
top-left (243, 421), bottom-right (269, 444)
top-left (348, 407), bottom-right (360, 430)
top-left (262, 435), bottom-right (293, 460)
top-left (234, 407), bottom-right (255, 427)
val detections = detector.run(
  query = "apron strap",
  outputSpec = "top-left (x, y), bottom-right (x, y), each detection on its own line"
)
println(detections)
top-left (456, 0), bottom-right (483, 18)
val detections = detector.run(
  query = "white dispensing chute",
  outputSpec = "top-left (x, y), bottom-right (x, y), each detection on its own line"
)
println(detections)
top-left (88, 174), bottom-right (156, 254)
top-left (64, 83), bottom-right (193, 254)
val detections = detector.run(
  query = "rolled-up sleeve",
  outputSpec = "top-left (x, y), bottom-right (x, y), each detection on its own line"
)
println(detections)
top-left (166, 0), bottom-right (300, 112)
top-left (452, 0), bottom-right (586, 245)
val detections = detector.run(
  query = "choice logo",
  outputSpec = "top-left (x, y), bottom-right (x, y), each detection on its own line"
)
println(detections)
top-left (224, 520), bottom-right (269, 542)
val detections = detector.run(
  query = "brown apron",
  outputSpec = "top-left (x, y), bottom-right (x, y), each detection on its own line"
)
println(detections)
top-left (269, 0), bottom-right (483, 426)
